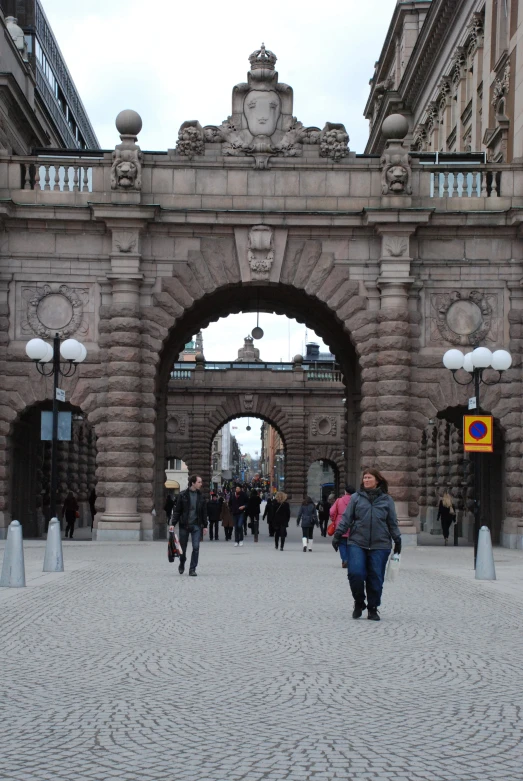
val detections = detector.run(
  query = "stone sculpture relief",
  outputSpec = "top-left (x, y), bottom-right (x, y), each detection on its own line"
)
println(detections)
top-left (384, 237), bottom-right (409, 257)
top-left (310, 415), bottom-right (338, 438)
top-left (166, 414), bottom-right (187, 438)
top-left (432, 290), bottom-right (495, 346)
top-left (21, 284), bottom-right (88, 339)
top-left (381, 135), bottom-right (412, 195)
top-left (113, 231), bottom-right (137, 253)
top-left (176, 44), bottom-right (348, 168)
top-left (247, 225), bottom-right (274, 279)
top-left (111, 111), bottom-right (143, 191)
top-left (175, 121), bottom-right (205, 160)
top-left (492, 63), bottom-right (510, 111)
top-left (243, 394), bottom-right (254, 411)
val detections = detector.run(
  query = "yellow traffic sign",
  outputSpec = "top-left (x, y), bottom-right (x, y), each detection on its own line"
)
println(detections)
top-left (463, 415), bottom-right (493, 453)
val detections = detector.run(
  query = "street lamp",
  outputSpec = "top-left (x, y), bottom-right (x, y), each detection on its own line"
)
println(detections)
top-left (442, 346), bottom-right (512, 564)
top-left (25, 334), bottom-right (87, 519)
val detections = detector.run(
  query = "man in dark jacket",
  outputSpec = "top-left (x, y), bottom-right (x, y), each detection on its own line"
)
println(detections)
top-left (171, 475), bottom-right (207, 576)
top-left (207, 492), bottom-right (222, 541)
top-left (229, 485), bottom-right (248, 546)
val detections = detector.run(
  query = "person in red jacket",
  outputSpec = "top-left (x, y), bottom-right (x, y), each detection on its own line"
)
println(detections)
top-left (329, 485), bottom-right (355, 568)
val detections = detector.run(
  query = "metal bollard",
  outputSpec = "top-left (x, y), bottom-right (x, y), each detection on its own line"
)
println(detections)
top-left (43, 517), bottom-right (64, 573)
top-left (0, 520), bottom-right (26, 588)
top-left (475, 525), bottom-right (496, 581)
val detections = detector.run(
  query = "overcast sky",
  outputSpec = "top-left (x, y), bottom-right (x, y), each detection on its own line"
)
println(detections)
top-left (42, 0), bottom-right (396, 154)
top-left (41, 0), bottom-right (396, 460)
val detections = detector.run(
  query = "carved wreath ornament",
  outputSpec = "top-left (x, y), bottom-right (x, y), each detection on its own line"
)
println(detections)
top-left (311, 415), bottom-right (337, 438)
top-left (21, 284), bottom-right (86, 339)
top-left (435, 290), bottom-right (492, 346)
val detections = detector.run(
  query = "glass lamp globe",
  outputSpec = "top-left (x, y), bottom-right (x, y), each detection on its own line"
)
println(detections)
top-left (39, 343), bottom-right (54, 363)
top-left (75, 344), bottom-right (87, 363)
top-left (471, 346), bottom-right (492, 368)
top-left (463, 352), bottom-right (474, 373)
top-left (60, 339), bottom-right (82, 361)
top-left (25, 338), bottom-right (49, 361)
top-left (251, 326), bottom-right (264, 340)
top-left (491, 349), bottom-right (512, 371)
top-left (442, 349), bottom-right (464, 370)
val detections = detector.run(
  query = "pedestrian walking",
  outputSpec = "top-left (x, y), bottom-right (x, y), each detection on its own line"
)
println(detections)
top-left (317, 496), bottom-right (331, 537)
top-left (246, 489), bottom-right (262, 542)
top-left (296, 496), bottom-right (319, 551)
top-left (164, 492), bottom-right (175, 522)
top-left (229, 485), bottom-right (248, 547)
top-left (273, 491), bottom-right (290, 551)
top-left (207, 492), bottom-right (222, 541)
top-left (221, 500), bottom-right (234, 541)
top-left (437, 491), bottom-right (456, 545)
top-left (332, 468), bottom-right (401, 621)
top-left (329, 485), bottom-right (355, 568)
top-left (263, 495), bottom-right (277, 536)
top-left (62, 491), bottom-right (79, 539)
top-left (171, 475), bottom-right (208, 577)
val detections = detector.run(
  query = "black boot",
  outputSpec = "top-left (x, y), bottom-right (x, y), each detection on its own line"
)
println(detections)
top-left (352, 602), bottom-right (366, 619)
top-left (367, 607), bottom-right (380, 621)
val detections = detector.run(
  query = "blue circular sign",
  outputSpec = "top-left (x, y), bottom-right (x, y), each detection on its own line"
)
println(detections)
top-left (469, 421), bottom-right (487, 441)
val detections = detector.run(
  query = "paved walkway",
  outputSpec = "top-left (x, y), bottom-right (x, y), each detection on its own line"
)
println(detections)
top-left (1, 524), bottom-right (523, 781)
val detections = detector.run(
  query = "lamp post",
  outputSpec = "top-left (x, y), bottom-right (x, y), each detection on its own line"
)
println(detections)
top-left (442, 346), bottom-right (512, 565)
top-left (25, 334), bottom-right (87, 519)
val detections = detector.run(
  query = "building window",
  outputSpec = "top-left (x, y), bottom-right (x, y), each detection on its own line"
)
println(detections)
top-left (167, 458), bottom-right (182, 471)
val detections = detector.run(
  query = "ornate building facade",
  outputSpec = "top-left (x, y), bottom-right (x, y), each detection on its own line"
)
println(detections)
top-left (0, 39), bottom-right (521, 547)
top-left (365, 0), bottom-right (523, 163)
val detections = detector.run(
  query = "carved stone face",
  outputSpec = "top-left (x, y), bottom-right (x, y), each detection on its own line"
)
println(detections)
top-left (115, 160), bottom-right (138, 188)
top-left (386, 165), bottom-right (408, 192)
top-left (244, 90), bottom-right (281, 136)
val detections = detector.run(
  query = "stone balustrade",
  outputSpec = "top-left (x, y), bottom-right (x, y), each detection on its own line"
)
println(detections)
top-left (2, 154), bottom-right (519, 209)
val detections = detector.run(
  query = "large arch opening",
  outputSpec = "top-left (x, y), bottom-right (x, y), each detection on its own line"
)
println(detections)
top-left (154, 282), bottom-right (360, 537)
top-left (9, 400), bottom-right (97, 538)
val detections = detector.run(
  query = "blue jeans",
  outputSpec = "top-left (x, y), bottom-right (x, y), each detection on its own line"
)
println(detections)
top-left (338, 539), bottom-right (349, 564)
top-left (346, 545), bottom-right (390, 609)
top-left (179, 525), bottom-right (201, 571)
top-left (233, 514), bottom-right (244, 543)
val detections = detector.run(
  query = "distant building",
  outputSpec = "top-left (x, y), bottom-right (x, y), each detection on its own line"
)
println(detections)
top-left (165, 457), bottom-right (188, 494)
top-left (178, 331), bottom-right (204, 361)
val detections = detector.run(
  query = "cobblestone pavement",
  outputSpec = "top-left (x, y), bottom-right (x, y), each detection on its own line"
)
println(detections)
top-left (1, 524), bottom-right (523, 781)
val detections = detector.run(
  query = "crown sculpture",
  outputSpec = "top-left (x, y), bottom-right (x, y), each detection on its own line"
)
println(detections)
top-left (175, 44), bottom-right (350, 169)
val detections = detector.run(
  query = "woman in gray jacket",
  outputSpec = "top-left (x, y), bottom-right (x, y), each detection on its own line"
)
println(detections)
top-left (296, 496), bottom-right (319, 552)
top-left (332, 468), bottom-right (401, 621)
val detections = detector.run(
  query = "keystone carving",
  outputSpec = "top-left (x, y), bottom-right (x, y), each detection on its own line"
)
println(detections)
top-left (243, 394), bottom-right (254, 411)
top-left (21, 284), bottom-right (87, 339)
top-left (248, 225), bottom-right (274, 279)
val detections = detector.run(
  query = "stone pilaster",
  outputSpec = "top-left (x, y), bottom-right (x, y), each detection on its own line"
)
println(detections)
top-left (373, 225), bottom-right (419, 541)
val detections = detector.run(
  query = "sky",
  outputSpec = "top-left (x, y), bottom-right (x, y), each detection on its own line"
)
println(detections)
top-left (40, 0), bottom-right (396, 458)
top-left (41, 0), bottom-right (397, 154)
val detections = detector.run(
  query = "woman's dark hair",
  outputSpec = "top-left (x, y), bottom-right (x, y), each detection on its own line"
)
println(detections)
top-left (345, 484), bottom-right (356, 494)
top-left (302, 495), bottom-right (313, 506)
top-left (361, 467), bottom-right (388, 493)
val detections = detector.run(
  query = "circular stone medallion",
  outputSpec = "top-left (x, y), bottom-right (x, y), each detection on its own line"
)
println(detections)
top-left (318, 418), bottom-right (332, 435)
top-left (37, 294), bottom-right (74, 331)
top-left (446, 300), bottom-right (483, 335)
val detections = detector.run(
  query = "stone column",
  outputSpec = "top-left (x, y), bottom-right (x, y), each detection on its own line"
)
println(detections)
top-left (372, 224), bottom-right (420, 542)
top-left (96, 276), bottom-right (143, 539)
top-left (503, 282), bottom-right (523, 547)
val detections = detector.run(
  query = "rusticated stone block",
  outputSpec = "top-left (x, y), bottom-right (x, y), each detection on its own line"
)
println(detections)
top-left (377, 380), bottom-right (410, 396)
top-left (506, 486), bottom-right (522, 500)
top-left (361, 367), bottom-right (379, 382)
top-left (376, 365), bottom-right (410, 381)
top-left (377, 309), bottom-right (410, 324)
top-left (106, 362), bottom-right (142, 377)
top-left (375, 424), bottom-right (410, 441)
top-left (98, 451), bottom-right (142, 468)
top-left (105, 422), bottom-right (141, 438)
top-left (359, 397), bottom-right (378, 412)
top-left (104, 467), bottom-right (141, 482)
top-left (377, 411), bottom-right (415, 427)
top-left (337, 296), bottom-right (366, 321)
top-left (378, 336), bottom-right (412, 352)
top-left (109, 304), bottom-right (141, 319)
top-left (508, 309), bottom-right (523, 323)
top-left (375, 441), bottom-right (410, 457)
top-left (358, 340), bottom-right (380, 357)
top-left (376, 350), bottom-right (411, 367)
top-left (377, 320), bottom-right (411, 337)
top-left (105, 392), bottom-right (143, 408)
top-left (387, 486), bottom-right (409, 502)
top-left (105, 482), bottom-right (140, 497)
top-left (108, 346), bottom-right (142, 363)
top-left (374, 456), bottom-right (413, 472)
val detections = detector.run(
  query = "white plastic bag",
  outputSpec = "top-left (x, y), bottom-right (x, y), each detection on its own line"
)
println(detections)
top-left (386, 553), bottom-right (401, 583)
